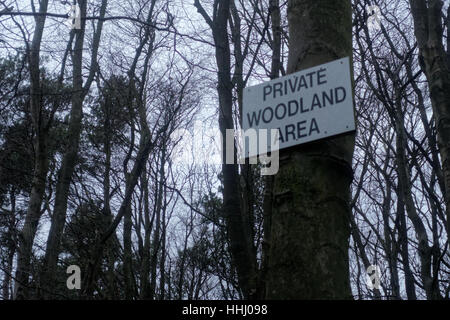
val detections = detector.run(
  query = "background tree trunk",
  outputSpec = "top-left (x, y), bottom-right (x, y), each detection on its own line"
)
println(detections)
top-left (14, 0), bottom-right (50, 300)
top-left (409, 0), bottom-right (450, 238)
top-left (194, 0), bottom-right (258, 299)
top-left (260, 0), bottom-right (281, 298)
top-left (40, 0), bottom-right (108, 297)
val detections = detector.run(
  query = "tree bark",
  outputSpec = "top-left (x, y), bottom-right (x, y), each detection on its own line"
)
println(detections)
top-left (150, 147), bottom-right (166, 300)
top-left (194, 0), bottom-right (258, 299)
top-left (100, 88), bottom-right (119, 299)
top-left (381, 183), bottom-right (400, 300)
top-left (394, 93), bottom-right (441, 299)
top-left (40, 0), bottom-right (108, 297)
top-left (260, 0), bottom-right (282, 298)
top-left (2, 190), bottom-right (16, 299)
top-left (229, 0), bottom-right (260, 298)
top-left (82, 128), bottom-right (154, 297)
top-left (14, 0), bottom-right (50, 300)
top-left (265, 0), bottom-right (354, 299)
top-left (159, 190), bottom-right (167, 299)
top-left (139, 164), bottom-right (154, 299)
top-left (409, 0), bottom-right (450, 239)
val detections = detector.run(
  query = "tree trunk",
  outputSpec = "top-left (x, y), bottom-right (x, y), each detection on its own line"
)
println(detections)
top-left (194, 0), bottom-right (258, 299)
top-left (409, 0), bottom-right (450, 239)
top-left (159, 191), bottom-right (167, 299)
top-left (261, 0), bottom-right (282, 298)
top-left (150, 146), bottom-right (166, 299)
top-left (82, 128), bottom-right (154, 297)
top-left (394, 94), bottom-right (440, 299)
top-left (3, 190), bottom-right (16, 299)
top-left (14, 0), bottom-right (50, 300)
top-left (381, 180), bottom-right (399, 299)
top-left (123, 190), bottom-right (134, 299)
top-left (122, 107), bottom-right (136, 299)
top-left (139, 166), bottom-right (154, 299)
top-left (349, 213), bottom-right (382, 299)
top-left (40, 0), bottom-right (108, 297)
top-left (397, 187), bottom-right (417, 300)
top-left (265, 0), bottom-right (354, 299)
top-left (102, 93), bottom-right (118, 299)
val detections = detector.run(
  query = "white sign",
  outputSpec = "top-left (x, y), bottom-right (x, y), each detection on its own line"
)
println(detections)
top-left (242, 57), bottom-right (355, 158)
